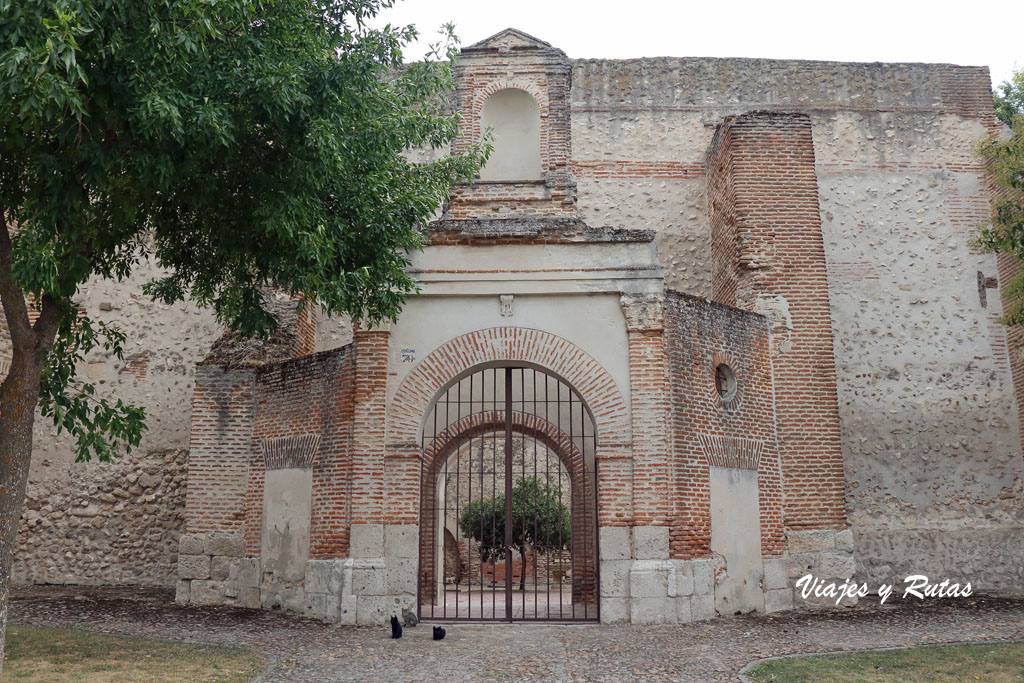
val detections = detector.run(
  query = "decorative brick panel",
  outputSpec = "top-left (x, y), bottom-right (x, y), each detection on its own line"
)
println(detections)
top-left (706, 112), bottom-right (847, 531)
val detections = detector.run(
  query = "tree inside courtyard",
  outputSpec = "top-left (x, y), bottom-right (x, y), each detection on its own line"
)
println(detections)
top-left (458, 475), bottom-right (572, 591)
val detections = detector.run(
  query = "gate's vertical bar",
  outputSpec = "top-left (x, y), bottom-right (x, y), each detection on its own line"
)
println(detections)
top-left (504, 366), bottom-right (514, 622)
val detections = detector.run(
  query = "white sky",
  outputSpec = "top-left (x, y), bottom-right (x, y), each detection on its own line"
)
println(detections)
top-left (370, 0), bottom-right (1022, 87)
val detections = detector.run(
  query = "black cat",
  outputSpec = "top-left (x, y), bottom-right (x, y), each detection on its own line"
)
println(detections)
top-left (432, 625), bottom-right (446, 641)
top-left (391, 615), bottom-right (403, 639)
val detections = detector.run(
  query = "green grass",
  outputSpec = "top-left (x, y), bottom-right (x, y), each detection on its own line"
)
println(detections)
top-left (4, 624), bottom-right (265, 682)
top-left (745, 642), bottom-right (1024, 682)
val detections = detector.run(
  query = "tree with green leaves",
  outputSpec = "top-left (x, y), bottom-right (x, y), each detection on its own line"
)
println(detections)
top-left (994, 69), bottom-right (1024, 128)
top-left (0, 0), bottom-right (486, 668)
top-left (458, 476), bottom-right (572, 591)
top-left (974, 68), bottom-right (1024, 323)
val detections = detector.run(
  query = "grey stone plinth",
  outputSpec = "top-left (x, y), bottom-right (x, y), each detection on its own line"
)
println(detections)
top-left (691, 594), bottom-right (715, 621)
top-left (762, 558), bottom-right (789, 591)
top-left (818, 551), bottom-right (856, 578)
top-left (210, 556), bottom-right (231, 580)
top-left (600, 597), bottom-right (629, 624)
top-left (672, 561), bottom-right (694, 596)
top-left (599, 527), bottom-right (631, 561)
top-left (351, 559), bottom-right (386, 595)
top-left (191, 580), bottom-right (226, 605)
top-left (633, 526), bottom-right (670, 560)
top-left (675, 596), bottom-right (693, 623)
top-left (599, 560), bottom-right (631, 598)
top-left (385, 558), bottom-right (417, 596)
top-left (631, 597), bottom-right (673, 624)
top-left (692, 559), bottom-right (714, 595)
top-left (175, 580), bottom-right (191, 604)
top-left (178, 534), bottom-right (205, 556)
top-left (384, 525), bottom-right (418, 559)
top-left (787, 530), bottom-right (836, 553)
top-left (835, 529), bottom-right (855, 552)
top-left (764, 587), bottom-right (794, 613)
top-left (204, 533), bottom-right (246, 558)
top-left (350, 524), bottom-right (385, 558)
top-left (178, 554), bottom-right (210, 580)
top-left (629, 560), bottom-right (671, 598)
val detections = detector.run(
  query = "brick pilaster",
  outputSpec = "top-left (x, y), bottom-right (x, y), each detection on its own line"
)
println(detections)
top-left (706, 112), bottom-right (847, 531)
top-left (348, 326), bottom-right (390, 526)
top-left (621, 294), bottom-right (672, 527)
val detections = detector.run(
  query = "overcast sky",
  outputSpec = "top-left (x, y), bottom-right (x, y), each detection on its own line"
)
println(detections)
top-left (370, 0), bottom-right (1021, 88)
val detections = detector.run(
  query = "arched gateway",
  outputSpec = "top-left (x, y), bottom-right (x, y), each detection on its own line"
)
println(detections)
top-left (417, 364), bottom-right (599, 621)
top-left (177, 29), bottom-right (801, 627)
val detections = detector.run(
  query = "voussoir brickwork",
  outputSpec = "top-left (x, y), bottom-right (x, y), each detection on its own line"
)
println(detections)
top-left (387, 327), bottom-right (631, 449)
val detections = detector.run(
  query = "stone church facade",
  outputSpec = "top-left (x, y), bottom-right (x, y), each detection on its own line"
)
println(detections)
top-left (6, 29), bottom-right (1022, 625)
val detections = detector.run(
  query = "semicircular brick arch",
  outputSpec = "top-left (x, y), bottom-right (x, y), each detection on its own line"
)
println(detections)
top-left (418, 408), bottom-right (597, 607)
top-left (386, 327), bottom-right (631, 448)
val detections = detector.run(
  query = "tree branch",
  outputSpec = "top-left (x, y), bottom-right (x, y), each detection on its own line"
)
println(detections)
top-left (0, 211), bottom-right (35, 353)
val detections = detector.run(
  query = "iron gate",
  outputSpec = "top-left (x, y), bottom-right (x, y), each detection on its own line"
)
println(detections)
top-left (418, 366), bottom-right (599, 622)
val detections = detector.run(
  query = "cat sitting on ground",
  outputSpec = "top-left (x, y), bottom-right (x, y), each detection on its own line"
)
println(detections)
top-left (432, 626), bottom-right (446, 641)
top-left (403, 608), bottom-right (419, 627)
top-left (390, 615), bottom-right (403, 639)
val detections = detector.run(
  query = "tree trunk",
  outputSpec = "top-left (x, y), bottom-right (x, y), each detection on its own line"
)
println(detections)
top-left (0, 359), bottom-right (42, 675)
top-left (0, 212), bottom-right (59, 676)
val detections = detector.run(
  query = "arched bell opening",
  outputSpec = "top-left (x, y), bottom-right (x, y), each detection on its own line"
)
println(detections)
top-left (417, 365), bottom-right (599, 622)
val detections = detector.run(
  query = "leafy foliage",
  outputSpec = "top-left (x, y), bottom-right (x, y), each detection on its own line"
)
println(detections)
top-left (973, 70), bottom-right (1024, 324)
top-left (994, 69), bottom-right (1024, 128)
top-left (458, 476), bottom-right (572, 579)
top-left (0, 0), bottom-right (487, 461)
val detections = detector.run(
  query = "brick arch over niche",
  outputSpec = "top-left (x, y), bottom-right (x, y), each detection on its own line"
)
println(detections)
top-left (418, 409), bottom-right (596, 605)
top-left (386, 327), bottom-right (631, 449)
top-left (457, 80), bottom-right (550, 170)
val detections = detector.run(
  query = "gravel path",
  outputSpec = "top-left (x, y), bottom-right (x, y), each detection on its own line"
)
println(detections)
top-left (10, 586), bottom-right (1024, 681)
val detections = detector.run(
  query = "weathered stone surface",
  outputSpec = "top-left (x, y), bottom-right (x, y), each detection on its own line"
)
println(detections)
top-left (204, 533), bottom-right (245, 558)
top-left (178, 554), bottom-right (210, 580)
top-left (764, 587), bottom-right (794, 613)
top-left (818, 551), bottom-right (856, 579)
top-left (835, 529), bottom-right (855, 552)
top-left (630, 597), bottom-right (672, 624)
top-left (787, 530), bottom-right (836, 553)
top-left (178, 534), bottom-right (204, 556)
top-left (350, 524), bottom-right (384, 558)
top-left (675, 596), bottom-right (693, 623)
top-left (190, 580), bottom-right (225, 605)
top-left (305, 559), bottom-right (344, 596)
top-left (210, 556), bottom-right (231, 581)
top-left (175, 580), bottom-right (190, 604)
top-left (632, 526), bottom-right (669, 560)
top-left (762, 558), bottom-right (789, 591)
top-left (691, 593), bottom-right (715, 621)
top-left (599, 527), bottom-right (631, 561)
top-left (350, 560), bottom-right (386, 596)
top-left (599, 597), bottom-right (629, 624)
top-left (672, 561), bottom-right (694, 596)
top-left (599, 560), bottom-right (631, 598)
top-left (692, 559), bottom-right (713, 595)
top-left (385, 559), bottom-right (417, 596)
top-left (629, 561), bottom-right (671, 599)
top-left (384, 525), bottom-right (418, 559)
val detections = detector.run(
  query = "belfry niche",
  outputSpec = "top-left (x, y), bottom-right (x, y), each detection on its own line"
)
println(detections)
top-left (177, 30), bottom-right (852, 624)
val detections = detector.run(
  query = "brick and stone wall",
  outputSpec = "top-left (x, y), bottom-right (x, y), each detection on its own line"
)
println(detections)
top-left (10, 37), bottom-right (1022, 601)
